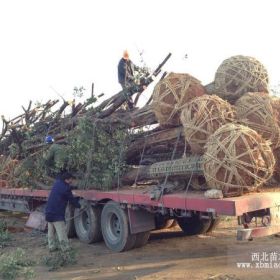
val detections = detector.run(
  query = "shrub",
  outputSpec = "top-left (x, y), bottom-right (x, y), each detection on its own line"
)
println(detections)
top-left (0, 248), bottom-right (35, 280)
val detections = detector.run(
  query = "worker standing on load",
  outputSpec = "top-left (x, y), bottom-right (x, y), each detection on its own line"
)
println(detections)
top-left (44, 135), bottom-right (67, 178)
top-left (117, 50), bottom-right (140, 109)
top-left (45, 172), bottom-right (81, 252)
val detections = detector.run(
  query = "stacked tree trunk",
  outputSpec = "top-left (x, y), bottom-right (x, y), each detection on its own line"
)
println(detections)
top-left (0, 54), bottom-right (279, 197)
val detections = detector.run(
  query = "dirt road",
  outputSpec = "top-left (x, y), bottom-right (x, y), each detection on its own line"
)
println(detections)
top-left (1, 212), bottom-right (280, 280)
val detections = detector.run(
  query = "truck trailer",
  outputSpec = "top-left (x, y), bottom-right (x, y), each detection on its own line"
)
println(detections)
top-left (1, 186), bottom-right (280, 252)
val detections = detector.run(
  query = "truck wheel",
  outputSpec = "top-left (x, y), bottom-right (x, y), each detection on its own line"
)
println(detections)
top-left (134, 231), bottom-right (150, 248)
top-left (74, 205), bottom-right (102, 244)
top-left (168, 220), bottom-right (178, 229)
top-left (155, 215), bottom-right (176, 230)
top-left (101, 201), bottom-right (136, 252)
top-left (65, 203), bottom-right (76, 238)
top-left (207, 218), bottom-right (221, 233)
top-left (177, 214), bottom-right (212, 235)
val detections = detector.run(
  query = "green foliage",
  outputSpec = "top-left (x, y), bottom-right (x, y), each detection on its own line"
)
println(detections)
top-left (8, 144), bottom-right (20, 159)
top-left (73, 86), bottom-right (86, 98)
top-left (10, 117), bottom-right (130, 189)
top-left (0, 220), bottom-right (11, 248)
top-left (11, 152), bottom-right (50, 188)
top-left (0, 248), bottom-right (35, 280)
top-left (42, 248), bottom-right (77, 271)
top-left (65, 118), bottom-right (130, 189)
top-left (4, 90), bottom-right (130, 189)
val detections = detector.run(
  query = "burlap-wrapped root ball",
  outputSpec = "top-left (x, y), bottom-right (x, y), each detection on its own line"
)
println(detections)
top-left (152, 73), bottom-right (206, 126)
top-left (214, 55), bottom-right (269, 102)
top-left (236, 92), bottom-right (280, 148)
top-left (180, 95), bottom-right (235, 154)
top-left (203, 124), bottom-right (275, 196)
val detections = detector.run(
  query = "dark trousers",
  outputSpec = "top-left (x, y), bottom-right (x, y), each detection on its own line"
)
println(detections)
top-left (120, 83), bottom-right (134, 109)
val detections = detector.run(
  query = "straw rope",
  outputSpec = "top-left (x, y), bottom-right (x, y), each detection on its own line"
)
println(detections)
top-left (214, 55), bottom-right (269, 102)
top-left (180, 95), bottom-right (235, 154)
top-left (236, 92), bottom-right (280, 148)
top-left (271, 96), bottom-right (280, 128)
top-left (152, 73), bottom-right (205, 126)
top-left (273, 147), bottom-right (280, 183)
top-left (202, 124), bottom-right (275, 196)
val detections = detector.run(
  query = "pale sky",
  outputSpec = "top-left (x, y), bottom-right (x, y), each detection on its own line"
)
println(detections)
top-left (0, 0), bottom-right (279, 119)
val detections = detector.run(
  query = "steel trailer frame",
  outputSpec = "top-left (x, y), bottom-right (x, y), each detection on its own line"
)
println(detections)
top-left (1, 187), bottom-right (280, 246)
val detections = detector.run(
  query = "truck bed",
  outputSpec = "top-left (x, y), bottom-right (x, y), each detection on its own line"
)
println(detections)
top-left (1, 186), bottom-right (280, 217)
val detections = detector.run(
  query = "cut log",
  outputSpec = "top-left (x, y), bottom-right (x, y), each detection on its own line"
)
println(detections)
top-left (125, 126), bottom-right (185, 162)
top-left (106, 105), bottom-right (157, 128)
top-left (121, 156), bottom-right (203, 185)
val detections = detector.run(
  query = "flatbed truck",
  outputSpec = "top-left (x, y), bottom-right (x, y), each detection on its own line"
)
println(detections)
top-left (1, 186), bottom-right (280, 252)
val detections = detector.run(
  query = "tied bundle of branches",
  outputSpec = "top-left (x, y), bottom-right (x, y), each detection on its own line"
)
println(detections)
top-left (0, 54), bottom-right (173, 190)
top-left (12, 117), bottom-right (131, 190)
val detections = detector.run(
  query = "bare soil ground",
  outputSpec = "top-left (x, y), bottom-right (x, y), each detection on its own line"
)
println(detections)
top-left (1, 211), bottom-right (280, 280)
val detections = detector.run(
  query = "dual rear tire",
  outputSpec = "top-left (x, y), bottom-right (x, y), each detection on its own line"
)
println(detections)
top-left (101, 201), bottom-right (150, 252)
top-left (74, 201), bottom-right (150, 252)
top-left (73, 203), bottom-right (102, 243)
top-left (177, 214), bottom-right (220, 235)
top-left (155, 214), bottom-right (177, 230)
top-left (73, 201), bottom-right (220, 251)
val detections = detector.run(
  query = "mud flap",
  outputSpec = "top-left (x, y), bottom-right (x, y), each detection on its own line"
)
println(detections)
top-left (25, 211), bottom-right (47, 231)
top-left (128, 207), bottom-right (155, 234)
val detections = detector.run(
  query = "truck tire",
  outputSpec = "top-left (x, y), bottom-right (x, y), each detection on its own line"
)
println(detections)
top-left (74, 205), bottom-right (102, 244)
top-left (155, 215), bottom-right (176, 230)
top-left (206, 218), bottom-right (221, 233)
top-left (168, 220), bottom-right (178, 228)
top-left (177, 214), bottom-right (212, 236)
top-left (65, 203), bottom-right (76, 238)
top-left (134, 231), bottom-right (150, 248)
top-left (101, 201), bottom-right (136, 252)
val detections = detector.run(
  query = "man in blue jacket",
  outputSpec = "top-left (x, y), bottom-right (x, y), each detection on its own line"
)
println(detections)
top-left (45, 172), bottom-right (81, 252)
top-left (117, 50), bottom-right (140, 109)
top-left (118, 50), bottom-right (138, 88)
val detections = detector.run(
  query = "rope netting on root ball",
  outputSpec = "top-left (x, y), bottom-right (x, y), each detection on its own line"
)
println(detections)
top-left (214, 55), bottom-right (269, 102)
top-left (271, 96), bottom-right (280, 128)
top-left (273, 147), bottom-right (280, 183)
top-left (202, 124), bottom-right (275, 196)
top-left (152, 72), bottom-right (206, 126)
top-left (180, 95), bottom-right (235, 154)
top-left (236, 92), bottom-right (280, 148)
